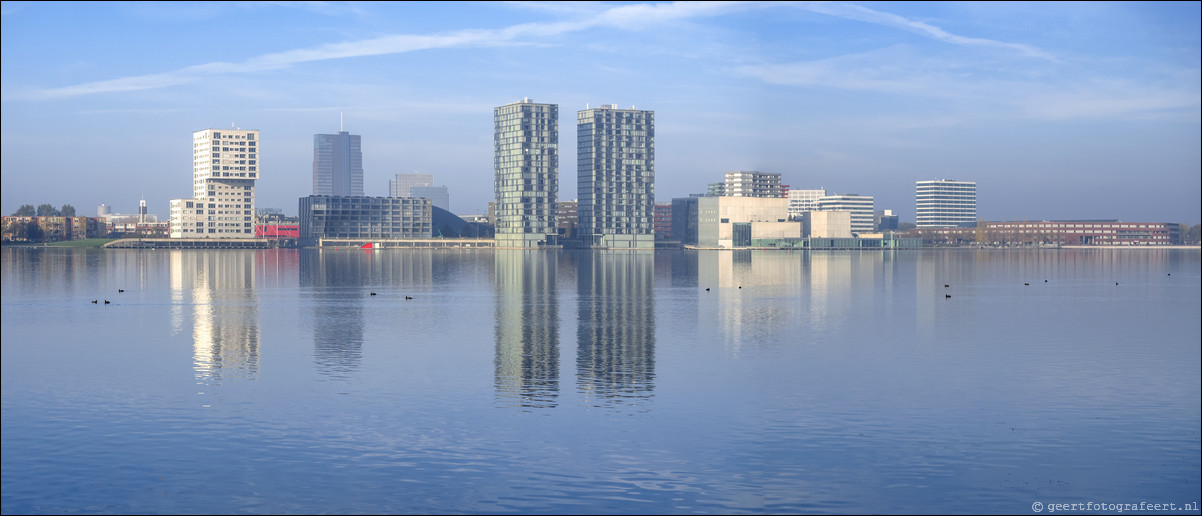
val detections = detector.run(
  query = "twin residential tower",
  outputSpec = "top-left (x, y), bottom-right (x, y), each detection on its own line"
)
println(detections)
top-left (494, 98), bottom-right (655, 249)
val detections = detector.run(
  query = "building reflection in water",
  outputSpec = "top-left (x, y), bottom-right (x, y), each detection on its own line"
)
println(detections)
top-left (494, 250), bottom-right (560, 408)
top-left (577, 251), bottom-right (655, 406)
top-left (169, 250), bottom-right (260, 385)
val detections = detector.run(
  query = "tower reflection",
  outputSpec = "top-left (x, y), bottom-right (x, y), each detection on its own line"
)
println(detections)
top-left (494, 250), bottom-right (560, 408)
top-left (169, 250), bottom-right (260, 385)
top-left (576, 251), bottom-right (655, 406)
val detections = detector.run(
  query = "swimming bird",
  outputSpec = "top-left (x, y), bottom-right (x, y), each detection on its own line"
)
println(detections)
top-left (91, 300), bottom-right (98, 304)
top-left (945, 294), bottom-right (951, 298)
top-left (405, 296), bottom-right (413, 300)
top-left (1024, 282), bottom-right (1029, 286)
top-left (104, 300), bottom-right (110, 304)
top-left (944, 284), bottom-right (949, 288)
top-left (118, 289), bottom-right (124, 293)
top-left (370, 292), bottom-right (377, 296)
top-left (705, 288), bottom-right (710, 292)
top-left (1044, 280), bottom-right (1048, 282)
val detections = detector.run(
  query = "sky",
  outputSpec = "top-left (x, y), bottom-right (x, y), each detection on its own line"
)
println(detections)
top-left (2, 1), bottom-right (1199, 223)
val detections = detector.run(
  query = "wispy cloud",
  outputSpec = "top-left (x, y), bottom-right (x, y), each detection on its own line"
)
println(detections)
top-left (798, 1), bottom-right (1055, 60)
top-left (12, 1), bottom-right (750, 101)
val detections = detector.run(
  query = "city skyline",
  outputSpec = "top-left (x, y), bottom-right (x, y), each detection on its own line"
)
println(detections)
top-left (1, 2), bottom-right (1199, 223)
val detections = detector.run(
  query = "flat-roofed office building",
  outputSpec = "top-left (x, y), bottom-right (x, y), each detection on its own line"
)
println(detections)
top-left (916, 179), bottom-right (976, 228)
top-left (725, 171), bottom-right (782, 198)
top-left (787, 188), bottom-right (827, 219)
top-left (494, 98), bottom-right (558, 248)
top-left (298, 195), bottom-right (431, 246)
top-left (577, 104), bottom-right (655, 249)
top-left (312, 131), bottom-right (363, 197)
top-left (818, 193), bottom-right (875, 235)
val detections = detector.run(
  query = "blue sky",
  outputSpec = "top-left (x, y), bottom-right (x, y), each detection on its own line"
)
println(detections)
top-left (2, 1), bottom-right (1199, 223)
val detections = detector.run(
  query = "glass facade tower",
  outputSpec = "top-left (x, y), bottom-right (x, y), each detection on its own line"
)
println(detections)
top-left (494, 98), bottom-right (558, 248)
top-left (312, 131), bottom-right (363, 197)
top-left (577, 105), bottom-right (655, 248)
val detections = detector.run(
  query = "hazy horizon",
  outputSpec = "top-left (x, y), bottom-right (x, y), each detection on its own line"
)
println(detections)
top-left (2, 1), bottom-right (1199, 223)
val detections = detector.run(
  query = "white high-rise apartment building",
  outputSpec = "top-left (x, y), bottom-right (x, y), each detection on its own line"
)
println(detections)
top-left (724, 171), bottom-right (782, 198)
top-left (916, 179), bottom-right (976, 228)
top-left (494, 98), bottom-right (558, 248)
top-left (787, 188), bottom-right (826, 219)
top-left (577, 104), bottom-right (655, 249)
top-left (818, 193), bottom-right (875, 235)
top-left (171, 128), bottom-right (259, 238)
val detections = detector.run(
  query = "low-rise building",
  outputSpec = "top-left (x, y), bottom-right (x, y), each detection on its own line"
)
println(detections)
top-left (922, 220), bottom-right (1181, 246)
top-left (298, 195), bottom-right (432, 247)
top-left (697, 196), bottom-right (797, 248)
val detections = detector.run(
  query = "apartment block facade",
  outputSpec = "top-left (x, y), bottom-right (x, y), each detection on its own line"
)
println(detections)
top-left (494, 98), bottom-right (558, 248)
top-left (170, 128), bottom-right (259, 238)
top-left (577, 105), bottom-right (655, 248)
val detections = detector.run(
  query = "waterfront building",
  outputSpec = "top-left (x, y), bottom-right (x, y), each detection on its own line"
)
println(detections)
top-left (787, 188), bottom-right (827, 219)
top-left (818, 193), bottom-right (875, 235)
top-left (697, 196), bottom-right (797, 248)
top-left (170, 128), bottom-right (259, 238)
top-left (925, 220), bottom-right (1181, 246)
top-left (806, 211), bottom-right (853, 238)
top-left (494, 98), bottom-right (558, 248)
top-left (724, 171), bottom-right (782, 198)
top-left (410, 185), bottom-right (450, 212)
top-left (389, 172), bottom-right (434, 198)
top-left (671, 197), bottom-right (700, 246)
top-left (916, 179), bottom-right (976, 228)
top-left (313, 131), bottom-right (363, 197)
top-left (297, 195), bottom-right (432, 246)
top-left (577, 104), bottom-right (655, 249)
top-left (654, 202), bottom-right (673, 240)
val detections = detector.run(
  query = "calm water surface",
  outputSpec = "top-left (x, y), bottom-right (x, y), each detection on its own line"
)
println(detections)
top-left (2, 247), bottom-right (1199, 514)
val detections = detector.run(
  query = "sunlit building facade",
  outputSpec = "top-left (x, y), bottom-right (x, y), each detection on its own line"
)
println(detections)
top-left (170, 128), bottom-right (259, 238)
top-left (916, 179), bottom-right (976, 228)
top-left (494, 98), bottom-right (558, 248)
top-left (818, 193), bottom-right (875, 235)
top-left (577, 105), bottom-right (655, 248)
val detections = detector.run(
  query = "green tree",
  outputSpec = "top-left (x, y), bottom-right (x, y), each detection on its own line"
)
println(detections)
top-left (14, 221), bottom-right (44, 241)
top-left (1186, 223), bottom-right (1201, 245)
top-left (61, 204), bottom-right (76, 218)
top-left (36, 204), bottom-right (60, 217)
top-left (13, 204), bottom-right (35, 216)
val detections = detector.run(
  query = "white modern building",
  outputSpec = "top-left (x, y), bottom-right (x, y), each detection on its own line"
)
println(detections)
top-left (577, 104), bottom-right (655, 249)
top-left (916, 179), bottom-right (977, 228)
top-left (787, 188), bottom-right (827, 219)
top-left (494, 98), bottom-right (558, 248)
top-left (697, 196), bottom-right (797, 248)
top-left (170, 128), bottom-right (259, 238)
top-left (724, 171), bottom-right (782, 198)
top-left (818, 193), bottom-right (875, 235)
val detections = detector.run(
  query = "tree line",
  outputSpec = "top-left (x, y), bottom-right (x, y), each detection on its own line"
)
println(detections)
top-left (11, 204), bottom-right (77, 218)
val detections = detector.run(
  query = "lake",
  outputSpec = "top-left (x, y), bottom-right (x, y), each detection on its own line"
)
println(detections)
top-left (2, 247), bottom-right (1199, 514)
